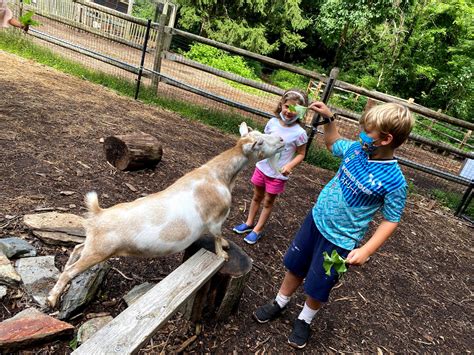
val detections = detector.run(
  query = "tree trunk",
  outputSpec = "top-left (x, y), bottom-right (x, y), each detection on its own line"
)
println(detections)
top-left (182, 235), bottom-right (252, 322)
top-left (103, 133), bottom-right (163, 171)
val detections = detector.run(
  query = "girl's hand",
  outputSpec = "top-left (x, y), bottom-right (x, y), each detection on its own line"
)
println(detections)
top-left (308, 102), bottom-right (333, 119)
top-left (280, 165), bottom-right (292, 176)
top-left (345, 248), bottom-right (370, 265)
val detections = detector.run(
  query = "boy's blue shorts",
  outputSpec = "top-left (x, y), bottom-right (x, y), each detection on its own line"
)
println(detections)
top-left (283, 210), bottom-right (350, 303)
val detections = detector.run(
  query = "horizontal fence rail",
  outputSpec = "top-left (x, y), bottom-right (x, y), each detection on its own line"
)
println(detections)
top-left (168, 28), bottom-right (474, 131)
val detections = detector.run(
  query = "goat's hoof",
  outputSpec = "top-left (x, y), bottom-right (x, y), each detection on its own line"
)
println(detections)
top-left (46, 295), bottom-right (57, 309)
top-left (217, 251), bottom-right (229, 261)
top-left (221, 238), bottom-right (230, 250)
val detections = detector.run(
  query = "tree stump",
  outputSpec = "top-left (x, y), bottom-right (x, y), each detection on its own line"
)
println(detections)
top-left (182, 236), bottom-right (252, 321)
top-left (103, 133), bottom-right (163, 171)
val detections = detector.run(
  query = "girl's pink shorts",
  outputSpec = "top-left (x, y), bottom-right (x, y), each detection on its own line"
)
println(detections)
top-left (251, 168), bottom-right (286, 195)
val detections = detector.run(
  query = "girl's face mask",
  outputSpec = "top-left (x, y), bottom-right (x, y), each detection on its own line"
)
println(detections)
top-left (279, 112), bottom-right (299, 125)
top-left (359, 131), bottom-right (380, 153)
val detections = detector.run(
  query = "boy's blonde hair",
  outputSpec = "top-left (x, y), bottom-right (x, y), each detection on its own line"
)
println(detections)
top-left (359, 103), bottom-right (414, 148)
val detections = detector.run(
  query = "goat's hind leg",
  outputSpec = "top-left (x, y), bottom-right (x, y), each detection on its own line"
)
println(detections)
top-left (47, 249), bottom-right (109, 308)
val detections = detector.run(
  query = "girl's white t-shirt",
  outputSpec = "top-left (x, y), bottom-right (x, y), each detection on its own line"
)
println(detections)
top-left (256, 117), bottom-right (308, 180)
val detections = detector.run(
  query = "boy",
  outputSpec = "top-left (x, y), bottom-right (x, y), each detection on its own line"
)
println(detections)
top-left (253, 101), bottom-right (414, 349)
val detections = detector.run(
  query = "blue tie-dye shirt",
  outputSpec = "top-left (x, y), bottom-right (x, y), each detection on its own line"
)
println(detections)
top-left (313, 139), bottom-right (407, 250)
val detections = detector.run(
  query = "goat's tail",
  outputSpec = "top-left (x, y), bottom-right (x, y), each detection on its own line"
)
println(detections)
top-left (85, 191), bottom-right (102, 214)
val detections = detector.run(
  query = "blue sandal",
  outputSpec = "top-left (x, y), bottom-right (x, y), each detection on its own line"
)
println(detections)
top-left (244, 231), bottom-right (263, 244)
top-left (233, 223), bottom-right (254, 234)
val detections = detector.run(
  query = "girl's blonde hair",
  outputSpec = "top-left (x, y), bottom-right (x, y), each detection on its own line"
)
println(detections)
top-left (359, 103), bottom-right (414, 148)
top-left (274, 88), bottom-right (308, 117)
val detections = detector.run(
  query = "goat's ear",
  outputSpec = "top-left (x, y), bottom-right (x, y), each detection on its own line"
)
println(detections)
top-left (239, 122), bottom-right (249, 137)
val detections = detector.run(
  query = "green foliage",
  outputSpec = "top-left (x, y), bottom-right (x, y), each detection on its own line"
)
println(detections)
top-left (305, 146), bottom-right (341, 172)
top-left (269, 69), bottom-right (307, 91)
top-left (19, 11), bottom-right (41, 26)
top-left (69, 337), bottom-right (78, 351)
top-left (131, 0), bottom-right (156, 20)
top-left (323, 250), bottom-right (347, 277)
top-left (184, 43), bottom-right (261, 80)
top-left (174, 0), bottom-right (311, 55)
top-left (431, 188), bottom-right (474, 219)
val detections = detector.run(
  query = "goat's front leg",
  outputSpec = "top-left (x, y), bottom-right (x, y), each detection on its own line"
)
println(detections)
top-left (209, 224), bottom-right (229, 261)
top-left (214, 236), bottom-right (229, 261)
top-left (47, 250), bottom-right (108, 308)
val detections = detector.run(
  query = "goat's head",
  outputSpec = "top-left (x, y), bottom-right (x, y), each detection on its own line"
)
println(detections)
top-left (238, 122), bottom-right (285, 160)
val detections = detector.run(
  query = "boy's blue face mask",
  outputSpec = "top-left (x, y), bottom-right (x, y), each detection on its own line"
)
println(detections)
top-left (359, 131), bottom-right (379, 153)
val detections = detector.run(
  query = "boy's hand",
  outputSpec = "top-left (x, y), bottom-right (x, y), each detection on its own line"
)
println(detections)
top-left (308, 102), bottom-right (333, 119)
top-left (346, 248), bottom-right (370, 265)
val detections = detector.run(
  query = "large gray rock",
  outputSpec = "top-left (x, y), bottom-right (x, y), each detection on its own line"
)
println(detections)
top-left (32, 230), bottom-right (85, 246)
top-left (23, 212), bottom-right (85, 236)
top-left (123, 282), bottom-right (156, 306)
top-left (15, 256), bottom-right (60, 307)
top-left (77, 315), bottom-right (113, 345)
top-left (58, 262), bottom-right (110, 320)
top-left (0, 252), bottom-right (21, 286)
top-left (0, 308), bottom-right (74, 350)
top-left (0, 237), bottom-right (37, 258)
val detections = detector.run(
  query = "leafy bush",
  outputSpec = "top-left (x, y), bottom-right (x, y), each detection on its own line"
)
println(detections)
top-left (269, 69), bottom-right (308, 91)
top-left (184, 43), bottom-right (260, 81)
top-left (306, 146), bottom-right (341, 172)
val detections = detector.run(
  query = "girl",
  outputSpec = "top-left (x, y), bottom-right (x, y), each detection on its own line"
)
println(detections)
top-left (233, 89), bottom-right (308, 244)
top-left (1, 0), bottom-right (29, 31)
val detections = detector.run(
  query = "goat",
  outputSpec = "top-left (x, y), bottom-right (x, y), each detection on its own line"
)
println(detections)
top-left (47, 122), bottom-right (285, 308)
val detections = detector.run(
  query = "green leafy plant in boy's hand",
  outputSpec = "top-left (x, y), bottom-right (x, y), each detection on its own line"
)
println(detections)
top-left (288, 104), bottom-right (307, 117)
top-left (19, 11), bottom-right (41, 27)
top-left (323, 250), bottom-right (347, 277)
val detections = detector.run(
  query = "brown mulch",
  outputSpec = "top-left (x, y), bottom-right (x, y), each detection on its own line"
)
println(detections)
top-left (0, 51), bottom-right (472, 353)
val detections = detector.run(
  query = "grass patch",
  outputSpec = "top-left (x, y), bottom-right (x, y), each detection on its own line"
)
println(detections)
top-left (430, 188), bottom-right (474, 219)
top-left (306, 146), bottom-right (341, 172)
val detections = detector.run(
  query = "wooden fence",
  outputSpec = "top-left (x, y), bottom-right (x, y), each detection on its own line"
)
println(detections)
top-left (23, 0), bottom-right (160, 48)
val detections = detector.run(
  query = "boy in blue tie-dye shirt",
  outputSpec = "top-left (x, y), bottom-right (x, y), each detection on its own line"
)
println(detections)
top-left (253, 102), bottom-right (414, 349)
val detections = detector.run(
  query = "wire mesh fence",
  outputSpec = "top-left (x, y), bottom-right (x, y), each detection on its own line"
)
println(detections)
top-left (7, 0), bottom-right (473, 215)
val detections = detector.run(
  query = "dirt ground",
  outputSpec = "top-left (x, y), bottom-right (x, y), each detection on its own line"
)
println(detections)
top-left (0, 51), bottom-right (473, 354)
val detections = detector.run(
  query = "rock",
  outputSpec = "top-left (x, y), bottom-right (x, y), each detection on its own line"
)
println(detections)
top-left (123, 282), bottom-right (156, 306)
top-left (23, 212), bottom-right (85, 237)
top-left (32, 230), bottom-right (85, 246)
top-left (77, 315), bottom-right (113, 344)
top-left (0, 308), bottom-right (74, 350)
top-left (58, 262), bottom-right (110, 320)
top-left (15, 256), bottom-right (60, 307)
top-left (0, 285), bottom-right (7, 299)
top-left (0, 237), bottom-right (37, 258)
top-left (0, 252), bottom-right (21, 286)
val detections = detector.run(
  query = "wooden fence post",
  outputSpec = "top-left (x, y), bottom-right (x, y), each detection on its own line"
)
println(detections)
top-left (460, 130), bottom-right (472, 149)
top-left (151, 3), bottom-right (167, 90)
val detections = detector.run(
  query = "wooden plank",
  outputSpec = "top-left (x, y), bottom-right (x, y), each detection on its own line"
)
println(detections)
top-left (72, 249), bottom-right (224, 355)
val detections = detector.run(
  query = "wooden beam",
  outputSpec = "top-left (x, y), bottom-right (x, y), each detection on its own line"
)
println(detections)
top-left (73, 249), bottom-right (224, 355)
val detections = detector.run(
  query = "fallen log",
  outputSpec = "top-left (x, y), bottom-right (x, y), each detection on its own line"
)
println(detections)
top-left (103, 133), bottom-right (163, 171)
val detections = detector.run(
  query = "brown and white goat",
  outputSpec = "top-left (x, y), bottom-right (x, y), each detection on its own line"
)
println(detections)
top-left (47, 122), bottom-right (285, 308)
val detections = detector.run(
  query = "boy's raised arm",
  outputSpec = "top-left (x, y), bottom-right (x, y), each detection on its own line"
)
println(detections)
top-left (308, 102), bottom-right (341, 152)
